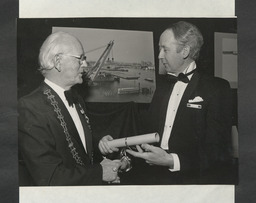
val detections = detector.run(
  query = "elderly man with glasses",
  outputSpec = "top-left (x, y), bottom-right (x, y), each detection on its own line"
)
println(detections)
top-left (18, 31), bottom-right (121, 186)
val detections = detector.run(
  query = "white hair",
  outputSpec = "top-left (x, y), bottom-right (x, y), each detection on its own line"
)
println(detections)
top-left (38, 31), bottom-right (79, 75)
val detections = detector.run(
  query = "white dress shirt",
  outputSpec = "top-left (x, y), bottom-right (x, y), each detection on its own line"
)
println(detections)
top-left (44, 78), bottom-right (87, 152)
top-left (160, 61), bottom-right (196, 171)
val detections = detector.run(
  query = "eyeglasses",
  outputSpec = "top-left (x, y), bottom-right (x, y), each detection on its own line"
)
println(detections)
top-left (62, 54), bottom-right (87, 65)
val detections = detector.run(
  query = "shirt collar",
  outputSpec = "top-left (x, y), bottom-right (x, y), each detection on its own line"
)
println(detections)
top-left (44, 78), bottom-right (67, 102)
top-left (167, 61), bottom-right (196, 81)
top-left (184, 61), bottom-right (196, 80)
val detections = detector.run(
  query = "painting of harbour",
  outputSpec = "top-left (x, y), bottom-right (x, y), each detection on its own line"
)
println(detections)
top-left (52, 27), bottom-right (156, 103)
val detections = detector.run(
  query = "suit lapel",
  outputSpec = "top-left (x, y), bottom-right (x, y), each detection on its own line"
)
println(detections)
top-left (75, 103), bottom-right (93, 159)
top-left (171, 72), bottom-right (200, 134)
top-left (41, 83), bottom-right (86, 155)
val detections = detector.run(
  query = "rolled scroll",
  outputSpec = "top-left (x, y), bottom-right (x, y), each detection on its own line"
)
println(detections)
top-left (107, 132), bottom-right (160, 148)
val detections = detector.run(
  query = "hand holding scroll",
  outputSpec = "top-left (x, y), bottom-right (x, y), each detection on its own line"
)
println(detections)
top-left (99, 135), bottom-right (119, 155)
top-left (126, 144), bottom-right (174, 168)
top-left (98, 133), bottom-right (160, 155)
top-left (98, 133), bottom-right (162, 174)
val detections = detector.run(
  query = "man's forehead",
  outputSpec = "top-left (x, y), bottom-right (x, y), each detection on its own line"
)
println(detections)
top-left (63, 41), bottom-right (84, 54)
top-left (159, 29), bottom-right (176, 46)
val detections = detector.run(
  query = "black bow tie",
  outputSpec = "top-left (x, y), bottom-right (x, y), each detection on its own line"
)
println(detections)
top-left (166, 69), bottom-right (196, 83)
top-left (64, 88), bottom-right (79, 107)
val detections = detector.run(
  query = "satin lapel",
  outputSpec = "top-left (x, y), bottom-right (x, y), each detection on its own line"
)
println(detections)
top-left (151, 76), bottom-right (175, 143)
top-left (75, 103), bottom-right (93, 159)
top-left (172, 72), bottom-right (200, 133)
top-left (41, 83), bottom-right (86, 152)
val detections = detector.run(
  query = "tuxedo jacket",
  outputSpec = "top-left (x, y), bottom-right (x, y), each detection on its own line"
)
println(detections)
top-left (18, 82), bottom-right (102, 186)
top-left (140, 71), bottom-right (234, 184)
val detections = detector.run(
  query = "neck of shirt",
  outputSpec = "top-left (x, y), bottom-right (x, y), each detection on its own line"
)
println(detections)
top-left (167, 61), bottom-right (196, 81)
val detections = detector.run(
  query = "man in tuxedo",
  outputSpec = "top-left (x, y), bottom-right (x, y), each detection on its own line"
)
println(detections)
top-left (18, 32), bottom-right (121, 186)
top-left (123, 21), bottom-right (233, 184)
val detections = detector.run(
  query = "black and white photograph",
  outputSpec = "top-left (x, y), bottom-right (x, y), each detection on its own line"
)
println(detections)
top-left (2, 0), bottom-right (256, 203)
top-left (17, 17), bottom-right (238, 187)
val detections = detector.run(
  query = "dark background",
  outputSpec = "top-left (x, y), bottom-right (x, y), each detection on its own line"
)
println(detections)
top-left (16, 18), bottom-right (238, 183)
top-left (17, 18), bottom-right (237, 98)
top-left (1, 0), bottom-right (256, 202)
top-left (16, 17), bottom-right (238, 128)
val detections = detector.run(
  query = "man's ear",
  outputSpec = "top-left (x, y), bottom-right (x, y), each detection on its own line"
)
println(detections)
top-left (54, 54), bottom-right (61, 72)
top-left (182, 45), bottom-right (190, 59)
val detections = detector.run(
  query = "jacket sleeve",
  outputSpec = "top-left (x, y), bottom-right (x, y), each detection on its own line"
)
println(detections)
top-left (198, 79), bottom-right (234, 180)
top-left (18, 98), bottom-right (103, 186)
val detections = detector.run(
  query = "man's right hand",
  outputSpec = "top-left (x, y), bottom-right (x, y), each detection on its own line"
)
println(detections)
top-left (98, 135), bottom-right (119, 155)
top-left (100, 158), bottom-right (121, 182)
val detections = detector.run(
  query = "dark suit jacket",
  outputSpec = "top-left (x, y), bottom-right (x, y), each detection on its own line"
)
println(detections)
top-left (138, 71), bottom-right (234, 184)
top-left (18, 82), bottom-right (102, 186)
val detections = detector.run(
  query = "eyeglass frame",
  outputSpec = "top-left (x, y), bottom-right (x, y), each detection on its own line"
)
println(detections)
top-left (61, 53), bottom-right (87, 65)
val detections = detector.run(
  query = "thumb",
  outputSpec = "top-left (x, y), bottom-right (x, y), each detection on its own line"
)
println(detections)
top-left (105, 135), bottom-right (114, 141)
top-left (141, 144), bottom-right (154, 152)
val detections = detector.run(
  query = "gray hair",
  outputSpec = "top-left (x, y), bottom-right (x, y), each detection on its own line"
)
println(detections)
top-left (166, 21), bottom-right (204, 60)
top-left (38, 31), bottom-right (79, 75)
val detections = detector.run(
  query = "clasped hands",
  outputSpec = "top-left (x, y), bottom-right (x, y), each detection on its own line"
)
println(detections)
top-left (99, 135), bottom-right (174, 182)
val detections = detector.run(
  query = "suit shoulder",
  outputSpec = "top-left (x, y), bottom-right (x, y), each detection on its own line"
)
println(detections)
top-left (19, 86), bottom-right (43, 103)
top-left (18, 86), bottom-right (49, 113)
top-left (199, 73), bottom-right (230, 89)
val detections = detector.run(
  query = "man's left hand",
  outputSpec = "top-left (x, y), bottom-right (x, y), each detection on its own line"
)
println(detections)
top-left (126, 144), bottom-right (174, 168)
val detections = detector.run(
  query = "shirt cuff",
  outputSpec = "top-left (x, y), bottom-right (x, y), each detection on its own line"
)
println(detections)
top-left (169, 153), bottom-right (180, 172)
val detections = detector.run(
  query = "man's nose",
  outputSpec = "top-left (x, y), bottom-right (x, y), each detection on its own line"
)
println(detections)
top-left (80, 61), bottom-right (90, 74)
top-left (81, 60), bottom-right (88, 67)
top-left (158, 49), bottom-right (164, 59)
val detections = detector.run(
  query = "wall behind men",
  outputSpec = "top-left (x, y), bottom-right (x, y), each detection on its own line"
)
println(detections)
top-left (17, 18), bottom-right (238, 127)
top-left (17, 18), bottom-right (237, 96)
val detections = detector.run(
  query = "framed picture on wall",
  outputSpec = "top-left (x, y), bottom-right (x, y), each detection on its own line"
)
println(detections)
top-left (52, 26), bottom-right (156, 103)
top-left (214, 32), bottom-right (237, 88)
